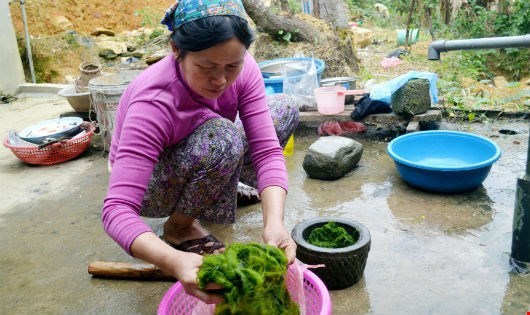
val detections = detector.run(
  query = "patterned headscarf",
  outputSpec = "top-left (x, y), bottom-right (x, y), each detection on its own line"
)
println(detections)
top-left (161, 0), bottom-right (247, 32)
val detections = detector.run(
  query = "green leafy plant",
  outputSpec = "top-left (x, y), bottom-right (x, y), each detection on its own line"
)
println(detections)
top-left (275, 29), bottom-right (297, 42)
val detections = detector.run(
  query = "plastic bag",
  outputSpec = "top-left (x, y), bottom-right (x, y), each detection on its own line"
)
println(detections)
top-left (191, 302), bottom-right (215, 315)
top-left (369, 71), bottom-right (439, 104)
top-left (287, 260), bottom-right (307, 315)
top-left (283, 59), bottom-right (319, 111)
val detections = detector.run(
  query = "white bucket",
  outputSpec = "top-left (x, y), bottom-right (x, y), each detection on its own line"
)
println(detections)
top-left (88, 70), bottom-right (142, 151)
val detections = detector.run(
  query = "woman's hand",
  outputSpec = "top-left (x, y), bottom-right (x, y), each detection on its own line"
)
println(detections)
top-left (130, 232), bottom-right (224, 304)
top-left (173, 252), bottom-right (224, 304)
top-left (263, 224), bottom-right (297, 264)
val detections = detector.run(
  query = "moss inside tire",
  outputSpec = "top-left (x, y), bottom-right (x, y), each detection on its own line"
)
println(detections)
top-left (291, 217), bottom-right (371, 290)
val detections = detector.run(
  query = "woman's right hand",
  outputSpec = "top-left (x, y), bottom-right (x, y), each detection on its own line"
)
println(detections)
top-left (130, 232), bottom-right (224, 304)
top-left (171, 251), bottom-right (225, 304)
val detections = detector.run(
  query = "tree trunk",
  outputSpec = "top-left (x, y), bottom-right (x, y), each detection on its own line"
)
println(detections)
top-left (424, 5), bottom-right (435, 40)
top-left (313, 0), bottom-right (320, 17)
top-left (243, 0), bottom-right (319, 42)
top-left (404, 0), bottom-right (417, 51)
top-left (318, 0), bottom-right (350, 28)
top-left (280, 0), bottom-right (289, 12)
top-left (441, 0), bottom-right (451, 25)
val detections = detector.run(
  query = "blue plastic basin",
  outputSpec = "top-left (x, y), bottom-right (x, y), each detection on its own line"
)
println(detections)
top-left (387, 130), bottom-right (501, 193)
top-left (258, 57), bottom-right (325, 94)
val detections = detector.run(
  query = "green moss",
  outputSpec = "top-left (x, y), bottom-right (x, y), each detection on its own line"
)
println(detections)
top-left (308, 221), bottom-right (356, 248)
top-left (197, 243), bottom-right (300, 315)
top-left (390, 79), bottom-right (431, 116)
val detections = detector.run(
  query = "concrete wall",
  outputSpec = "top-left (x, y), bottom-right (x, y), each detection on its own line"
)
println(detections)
top-left (0, 0), bottom-right (26, 95)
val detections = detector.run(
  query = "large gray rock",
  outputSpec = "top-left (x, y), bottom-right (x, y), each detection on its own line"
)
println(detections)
top-left (303, 135), bottom-right (364, 180)
top-left (96, 38), bottom-right (128, 60)
top-left (391, 78), bottom-right (431, 116)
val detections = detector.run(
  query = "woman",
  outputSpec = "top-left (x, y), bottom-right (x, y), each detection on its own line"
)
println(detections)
top-left (101, 0), bottom-right (299, 303)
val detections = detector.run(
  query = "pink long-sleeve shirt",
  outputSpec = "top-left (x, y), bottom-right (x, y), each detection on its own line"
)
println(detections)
top-left (102, 52), bottom-right (288, 255)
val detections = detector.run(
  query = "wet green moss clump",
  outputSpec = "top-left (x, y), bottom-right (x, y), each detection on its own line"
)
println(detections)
top-left (308, 221), bottom-right (356, 248)
top-left (197, 243), bottom-right (300, 315)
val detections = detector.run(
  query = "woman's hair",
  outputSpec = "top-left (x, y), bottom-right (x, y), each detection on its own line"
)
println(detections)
top-left (171, 15), bottom-right (254, 60)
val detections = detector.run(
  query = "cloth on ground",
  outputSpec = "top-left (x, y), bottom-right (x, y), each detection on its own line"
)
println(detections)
top-left (380, 56), bottom-right (403, 69)
top-left (351, 95), bottom-right (393, 121)
top-left (317, 121), bottom-right (367, 136)
top-left (387, 48), bottom-right (408, 58)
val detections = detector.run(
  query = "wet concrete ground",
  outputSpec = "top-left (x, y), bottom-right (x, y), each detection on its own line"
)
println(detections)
top-left (1, 91), bottom-right (530, 315)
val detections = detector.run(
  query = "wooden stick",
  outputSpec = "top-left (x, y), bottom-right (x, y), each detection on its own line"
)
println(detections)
top-left (404, 0), bottom-right (417, 52)
top-left (88, 261), bottom-right (175, 281)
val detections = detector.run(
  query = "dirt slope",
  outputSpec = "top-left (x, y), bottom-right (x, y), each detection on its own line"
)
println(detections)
top-left (7, 0), bottom-right (427, 86)
top-left (9, 0), bottom-right (172, 36)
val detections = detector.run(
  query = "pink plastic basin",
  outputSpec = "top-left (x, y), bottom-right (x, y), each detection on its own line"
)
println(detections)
top-left (158, 264), bottom-right (332, 315)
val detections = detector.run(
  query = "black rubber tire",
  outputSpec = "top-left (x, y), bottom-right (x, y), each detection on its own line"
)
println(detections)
top-left (291, 217), bottom-right (371, 290)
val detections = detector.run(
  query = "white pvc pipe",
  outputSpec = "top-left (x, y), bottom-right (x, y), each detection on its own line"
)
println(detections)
top-left (20, 0), bottom-right (36, 83)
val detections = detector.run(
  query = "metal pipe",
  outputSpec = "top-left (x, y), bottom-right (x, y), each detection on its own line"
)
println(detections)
top-left (428, 34), bottom-right (530, 60)
top-left (20, 0), bottom-right (36, 83)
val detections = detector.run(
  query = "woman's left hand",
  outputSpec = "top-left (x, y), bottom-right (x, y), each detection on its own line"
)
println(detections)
top-left (263, 225), bottom-right (297, 264)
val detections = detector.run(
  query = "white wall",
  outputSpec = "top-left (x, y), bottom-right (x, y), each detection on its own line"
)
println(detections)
top-left (0, 0), bottom-right (26, 95)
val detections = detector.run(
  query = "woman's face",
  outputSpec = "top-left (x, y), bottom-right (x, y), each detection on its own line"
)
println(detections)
top-left (177, 38), bottom-right (246, 99)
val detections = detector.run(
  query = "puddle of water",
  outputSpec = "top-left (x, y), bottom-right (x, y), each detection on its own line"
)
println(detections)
top-left (499, 129), bottom-right (518, 135)
top-left (274, 124), bottom-right (530, 314)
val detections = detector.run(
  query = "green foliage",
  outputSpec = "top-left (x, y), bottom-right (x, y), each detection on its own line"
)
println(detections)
top-left (287, 0), bottom-right (302, 14)
top-left (62, 32), bottom-right (79, 49)
top-left (450, 1), bottom-right (495, 38)
top-left (449, 0), bottom-right (530, 80)
top-left (149, 28), bottom-right (166, 40)
top-left (198, 243), bottom-right (299, 315)
top-left (462, 0), bottom-right (528, 36)
top-left (357, 66), bottom-right (375, 83)
top-left (17, 37), bottom-right (58, 83)
top-left (131, 7), bottom-right (167, 45)
top-left (308, 222), bottom-right (357, 248)
top-left (134, 7), bottom-right (161, 28)
top-left (275, 29), bottom-right (296, 42)
top-left (486, 48), bottom-right (530, 81)
top-left (494, 0), bottom-right (530, 36)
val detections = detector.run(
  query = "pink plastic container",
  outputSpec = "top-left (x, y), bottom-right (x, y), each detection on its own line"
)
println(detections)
top-left (314, 86), bottom-right (366, 115)
top-left (314, 86), bottom-right (346, 115)
top-left (157, 265), bottom-right (332, 315)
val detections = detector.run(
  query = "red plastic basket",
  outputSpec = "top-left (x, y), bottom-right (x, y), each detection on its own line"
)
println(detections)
top-left (3, 124), bottom-right (95, 165)
top-left (157, 264), bottom-right (332, 315)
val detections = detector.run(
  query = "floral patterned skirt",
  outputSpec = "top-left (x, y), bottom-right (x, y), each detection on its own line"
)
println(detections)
top-left (140, 93), bottom-right (299, 224)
